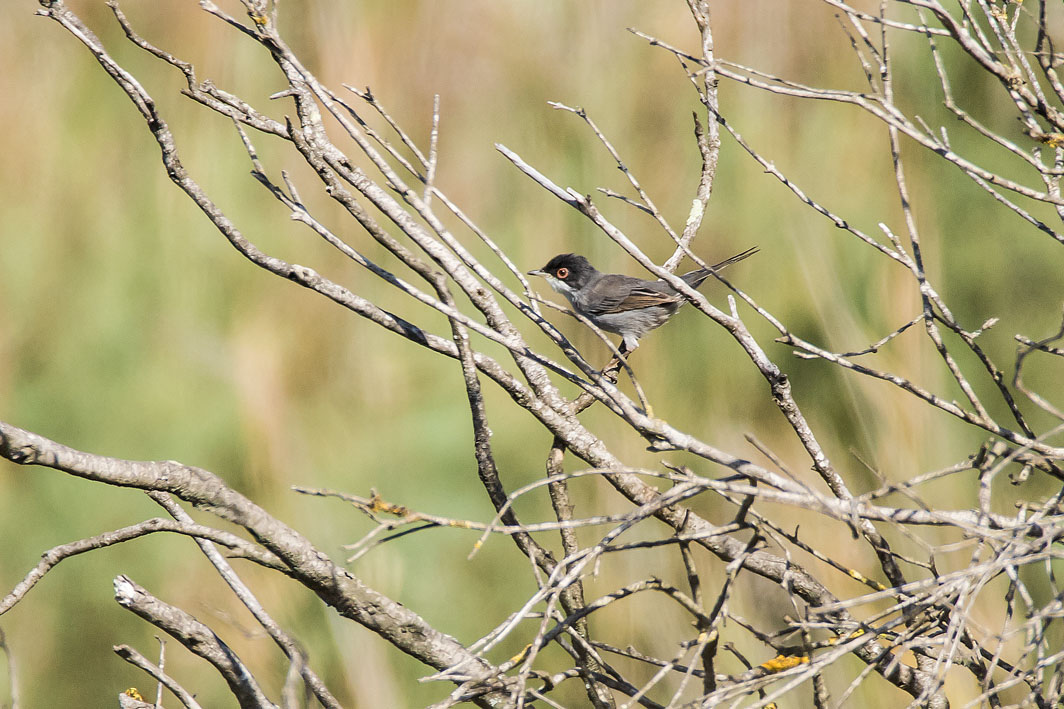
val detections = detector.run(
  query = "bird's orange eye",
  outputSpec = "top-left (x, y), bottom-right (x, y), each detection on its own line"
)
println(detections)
top-left (556, 267), bottom-right (569, 279)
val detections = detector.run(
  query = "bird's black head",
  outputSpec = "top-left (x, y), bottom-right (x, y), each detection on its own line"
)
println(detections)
top-left (528, 253), bottom-right (598, 291)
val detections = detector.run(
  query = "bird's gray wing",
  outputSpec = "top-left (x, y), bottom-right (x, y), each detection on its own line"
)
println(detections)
top-left (581, 275), bottom-right (679, 315)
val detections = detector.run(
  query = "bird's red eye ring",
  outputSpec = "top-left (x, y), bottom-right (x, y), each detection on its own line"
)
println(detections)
top-left (556, 267), bottom-right (569, 279)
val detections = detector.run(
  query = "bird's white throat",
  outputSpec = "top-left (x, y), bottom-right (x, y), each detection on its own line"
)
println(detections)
top-left (543, 276), bottom-right (576, 300)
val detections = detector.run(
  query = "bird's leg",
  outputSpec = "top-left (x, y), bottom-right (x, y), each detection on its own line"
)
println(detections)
top-left (612, 341), bottom-right (656, 420)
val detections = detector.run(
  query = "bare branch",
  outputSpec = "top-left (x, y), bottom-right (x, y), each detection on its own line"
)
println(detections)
top-left (113, 575), bottom-right (277, 709)
top-left (113, 644), bottom-right (205, 709)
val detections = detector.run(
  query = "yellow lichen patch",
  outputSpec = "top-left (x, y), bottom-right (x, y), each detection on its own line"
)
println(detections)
top-left (760, 654), bottom-right (809, 672)
top-left (846, 568), bottom-right (887, 590)
top-left (508, 643), bottom-right (533, 665)
top-left (1039, 133), bottom-right (1064, 148)
top-left (369, 492), bottom-right (410, 517)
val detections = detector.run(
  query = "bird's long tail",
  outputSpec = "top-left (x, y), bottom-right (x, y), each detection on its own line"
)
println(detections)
top-left (710, 245), bottom-right (759, 271)
top-left (682, 246), bottom-right (759, 287)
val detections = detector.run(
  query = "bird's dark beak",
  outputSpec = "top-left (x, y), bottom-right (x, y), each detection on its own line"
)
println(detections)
top-left (527, 269), bottom-right (546, 277)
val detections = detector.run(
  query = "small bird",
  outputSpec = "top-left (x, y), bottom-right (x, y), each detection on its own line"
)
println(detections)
top-left (528, 247), bottom-right (758, 351)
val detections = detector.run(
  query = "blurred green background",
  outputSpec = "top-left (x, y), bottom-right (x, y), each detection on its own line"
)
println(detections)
top-left (1, 0), bottom-right (1062, 706)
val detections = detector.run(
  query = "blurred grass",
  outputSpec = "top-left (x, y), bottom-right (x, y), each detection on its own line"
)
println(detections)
top-left (1, 0), bottom-right (1062, 706)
